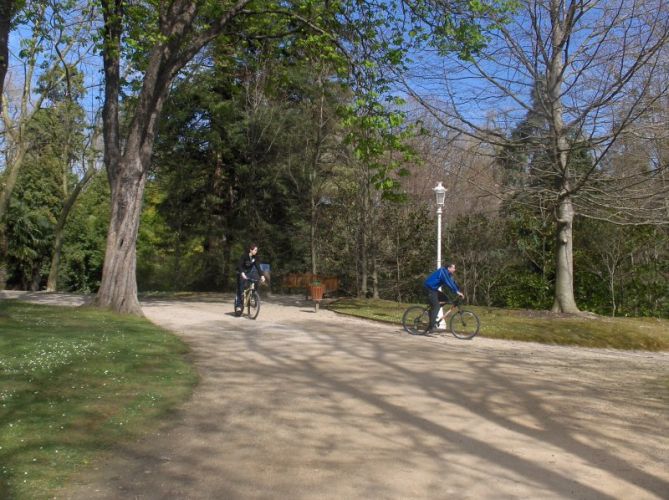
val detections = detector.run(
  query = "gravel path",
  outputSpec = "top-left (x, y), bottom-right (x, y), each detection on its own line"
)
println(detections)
top-left (9, 291), bottom-right (669, 499)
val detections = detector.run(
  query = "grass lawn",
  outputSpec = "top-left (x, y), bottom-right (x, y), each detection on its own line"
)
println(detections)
top-left (0, 300), bottom-right (198, 499)
top-left (328, 298), bottom-right (669, 351)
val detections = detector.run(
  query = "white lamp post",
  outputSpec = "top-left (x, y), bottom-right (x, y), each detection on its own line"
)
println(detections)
top-left (433, 182), bottom-right (447, 330)
top-left (433, 182), bottom-right (447, 269)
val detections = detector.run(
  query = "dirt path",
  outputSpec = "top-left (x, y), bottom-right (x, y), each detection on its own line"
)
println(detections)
top-left (13, 292), bottom-right (669, 499)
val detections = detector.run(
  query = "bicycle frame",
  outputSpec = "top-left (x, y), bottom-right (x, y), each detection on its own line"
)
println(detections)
top-left (243, 280), bottom-right (257, 307)
top-left (239, 279), bottom-right (261, 320)
top-left (434, 298), bottom-right (460, 325)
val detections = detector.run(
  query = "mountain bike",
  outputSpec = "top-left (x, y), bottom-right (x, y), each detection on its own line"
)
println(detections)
top-left (238, 279), bottom-right (261, 319)
top-left (401, 298), bottom-right (480, 339)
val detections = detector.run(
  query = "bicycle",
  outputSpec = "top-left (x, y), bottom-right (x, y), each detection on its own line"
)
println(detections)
top-left (238, 279), bottom-right (261, 319)
top-left (402, 297), bottom-right (480, 339)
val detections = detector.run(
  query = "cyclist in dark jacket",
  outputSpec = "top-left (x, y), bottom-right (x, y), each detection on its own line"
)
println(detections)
top-left (235, 243), bottom-right (265, 314)
top-left (424, 263), bottom-right (464, 332)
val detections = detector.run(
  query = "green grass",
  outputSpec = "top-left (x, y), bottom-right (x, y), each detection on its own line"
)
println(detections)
top-left (328, 298), bottom-right (669, 351)
top-left (0, 300), bottom-right (198, 499)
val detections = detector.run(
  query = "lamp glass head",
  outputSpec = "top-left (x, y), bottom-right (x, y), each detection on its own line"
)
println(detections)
top-left (433, 182), bottom-right (447, 206)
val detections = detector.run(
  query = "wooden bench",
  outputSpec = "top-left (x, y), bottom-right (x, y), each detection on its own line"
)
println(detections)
top-left (280, 273), bottom-right (340, 298)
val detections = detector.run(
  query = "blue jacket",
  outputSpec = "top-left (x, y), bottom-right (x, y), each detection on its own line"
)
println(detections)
top-left (424, 267), bottom-right (460, 294)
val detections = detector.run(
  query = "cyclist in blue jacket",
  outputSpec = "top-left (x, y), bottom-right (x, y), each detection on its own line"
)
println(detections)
top-left (424, 263), bottom-right (465, 332)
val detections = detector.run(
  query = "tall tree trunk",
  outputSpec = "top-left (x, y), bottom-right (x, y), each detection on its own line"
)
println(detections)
top-left (0, 150), bottom-right (26, 218)
top-left (221, 184), bottom-right (237, 290)
top-left (199, 152), bottom-right (225, 290)
top-left (308, 77), bottom-right (326, 278)
top-left (395, 229), bottom-right (402, 302)
top-left (369, 204), bottom-right (379, 299)
top-left (311, 196), bottom-right (318, 275)
top-left (358, 184), bottom-right (369, 297)
top-left (0, 0), bottom-right (12, 113)
top-left (95, 157), bottom-right (146, 314)
top-left (359, 223), bottom-right (367, 297)
top-left (609, 274), bottom-right (616, 317)
top-left (30, 264), bottom-right (41, 291)
top-left (46, 230), bottom-right (65, 292)
top-left (0, 147), bottom-right (27, 289)
top-left (0, 232), bottom-right (7, 290)
top-left (552, 194), bottom-right (579, 312)
top-left (222, 236), bottom-right (232, 290)
top-left (371, 263), bottom-right (379, 299)
top-left (548, 0), bottom-right (579, 313)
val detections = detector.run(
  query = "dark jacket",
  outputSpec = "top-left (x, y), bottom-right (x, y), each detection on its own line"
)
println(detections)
top-left (238, 252), bottom-right (262, 279)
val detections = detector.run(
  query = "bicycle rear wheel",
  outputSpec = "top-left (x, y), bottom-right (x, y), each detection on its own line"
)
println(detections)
top-left (248, 291), bottom-right (260, 319)
top-left (402, 306), bottom-right (430, 335)
top-left (449, 310), bottom-right (480, 339)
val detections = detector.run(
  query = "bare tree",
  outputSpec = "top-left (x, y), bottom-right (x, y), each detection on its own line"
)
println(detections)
top-left (400, 0), bottom-right (669, 312)
top-left (46, 127), bottom-right (101, 292)
top-left (0, 0), bottom-right (93, 288)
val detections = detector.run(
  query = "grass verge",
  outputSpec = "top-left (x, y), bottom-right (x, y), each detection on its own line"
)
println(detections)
top-left (328, 298), bottom-right (669, 351)
top-left (0, 300), bottom-right (198, 499)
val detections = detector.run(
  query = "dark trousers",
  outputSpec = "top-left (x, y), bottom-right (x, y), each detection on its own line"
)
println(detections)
top-left (235, 275), bottom-right (247, 309)
top-left (426, 287), bottom-right (448, 329)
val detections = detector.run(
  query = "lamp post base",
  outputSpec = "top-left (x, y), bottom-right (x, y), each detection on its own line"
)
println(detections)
top-left (435, 307), bottom-right (447, 330)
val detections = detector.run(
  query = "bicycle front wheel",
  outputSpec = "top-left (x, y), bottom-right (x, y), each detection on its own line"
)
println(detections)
top-left (402, 306), bottom-right (430, 335)
top-left (449, 310), bottom-right (480, 339)
top-left (248, 291), bottom-right (260, 319)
